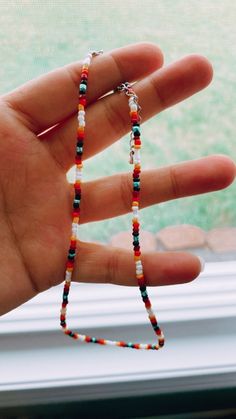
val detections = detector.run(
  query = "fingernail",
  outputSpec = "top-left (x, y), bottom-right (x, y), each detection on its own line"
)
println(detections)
top-left (197, 256), bottom-right (205, 272)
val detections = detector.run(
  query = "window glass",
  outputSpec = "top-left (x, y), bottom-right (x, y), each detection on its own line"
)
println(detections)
top-left (0, 0), bottom-right (235, 252)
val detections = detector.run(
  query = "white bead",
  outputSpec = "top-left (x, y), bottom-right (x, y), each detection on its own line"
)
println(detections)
top-left (135, 261), bottom-right (142, 267)
top-left (72, 223), bottom-right (79, 238)
top-left (78, 120), bottom-right (85, 127)
top-left (65, 271), bottom-right (72, 280)
top-left (130, 103), bottom-right (138, 112)
top-left (134, 149), bottom-right (140, 159)
top-left (77, 334), bottom-right (86, 342)
top-left (75, 172), bottom-right (82, 180)
top-left (147, 308), bottom-right (154, 316)
top-left (78, 110), bottom-right (85, 117)
top-left (139, 343), bottom-right (147, 350)
top-left (132, 210), bottom-right (139, 219)
top-left (105, 340), bottom-right (117, 346)
top-left (136, 270), bottom-right (143, 275)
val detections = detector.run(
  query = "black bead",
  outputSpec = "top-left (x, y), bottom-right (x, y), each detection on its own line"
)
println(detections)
top-left (69, 248), bottom-right (76, 255)
top-left (133, 186), bottom-right (140, 191)
top-left (74, 193), bottom-right (81, 200)
top-left (77, 141), bottom-right (84, 147)
top-left (73, 201), bottom-right (80, 209)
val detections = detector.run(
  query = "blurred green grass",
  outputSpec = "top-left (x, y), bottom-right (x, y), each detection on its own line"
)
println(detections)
top-left (0, 0), bottom-right (235, 243)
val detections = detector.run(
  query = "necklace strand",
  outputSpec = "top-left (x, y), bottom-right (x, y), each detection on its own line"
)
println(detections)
top-left (60, 51), bottom-right (165, 350)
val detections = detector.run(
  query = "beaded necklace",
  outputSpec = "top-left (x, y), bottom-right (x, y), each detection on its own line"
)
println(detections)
top-left (60, 51), bottom-right (165, 350)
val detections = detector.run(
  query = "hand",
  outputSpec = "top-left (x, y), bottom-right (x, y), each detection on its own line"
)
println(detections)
top-left (0, 43), bottom-right (235, 315)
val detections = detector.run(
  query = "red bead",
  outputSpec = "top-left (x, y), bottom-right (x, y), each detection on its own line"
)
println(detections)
top-left (79, 97), bottom-right (87, 107)
top-left (66, 260), bottom-right (74, 268)
top-left (70, 239), bottom-right (77, 248)
top-left (60, 315), bottom-right (65, 321)
top-left (135, 250), bottom-right (141, 256)
top-left (145, 301), bottom-right (151, 309)
top-left (138, 278), bottom-right (146, 287)
top-left (98, 339), bottom-right (105, 345)
top-left (85, 336), bottom-right (91, 342)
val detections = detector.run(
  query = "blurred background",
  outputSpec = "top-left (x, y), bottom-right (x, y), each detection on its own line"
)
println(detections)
top-left (0, 0), bottom-right (235, 246)
top-left (1, 2), bottom-right (236, 418)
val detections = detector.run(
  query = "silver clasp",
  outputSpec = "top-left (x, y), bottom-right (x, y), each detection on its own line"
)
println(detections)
top-left (90, 50), bottom-right (104, 57)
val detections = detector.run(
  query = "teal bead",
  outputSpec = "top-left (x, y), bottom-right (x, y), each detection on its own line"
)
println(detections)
top-left (79, 83), bottom-right (87, 93)
top-left (76, 146), bottom-right (83, 153)
top-left (132, 126), bottom-right (140, 136)
top-left (141, 290), bottom-right (148, 297)
top-left (133, 236), bottom-right (139, 242)
top-left (74, 199), bottom-right (80, 204)
top-left (128, 342), bottom-right (133, 347)
top-left (92, 337), bottom-right (97, 343)
top-left (133, 181), bottom-right (140, 188)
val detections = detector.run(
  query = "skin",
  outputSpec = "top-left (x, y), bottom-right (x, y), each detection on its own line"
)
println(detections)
top-left (0, 42), bottom-right (235, 316)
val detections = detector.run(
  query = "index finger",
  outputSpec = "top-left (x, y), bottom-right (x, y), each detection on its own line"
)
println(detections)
top-left (2, 42), bottom-right (164, 134)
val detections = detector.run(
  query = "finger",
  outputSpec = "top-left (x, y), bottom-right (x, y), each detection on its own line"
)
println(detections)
top-left (2, 43), bottom-right (164, 133)
top-left (72, 241), bottom-right (202, 286)
top-left (71, 155), bottom-right (235, 224)
top-left (41, 54), bottom-right (213, 173)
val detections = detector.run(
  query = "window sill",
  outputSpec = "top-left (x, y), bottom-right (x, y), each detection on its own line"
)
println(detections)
top-left (0, 261), bottom-right (236, 408)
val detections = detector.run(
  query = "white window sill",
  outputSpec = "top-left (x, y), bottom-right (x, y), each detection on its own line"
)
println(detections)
top-left (0, 261), bottom-right (236, 408)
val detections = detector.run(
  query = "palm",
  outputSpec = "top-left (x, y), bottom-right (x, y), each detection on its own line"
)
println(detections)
top-left (0, 104), bottom-right (72, 312)
top-left (0, 43), bottom-right (234, 316)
